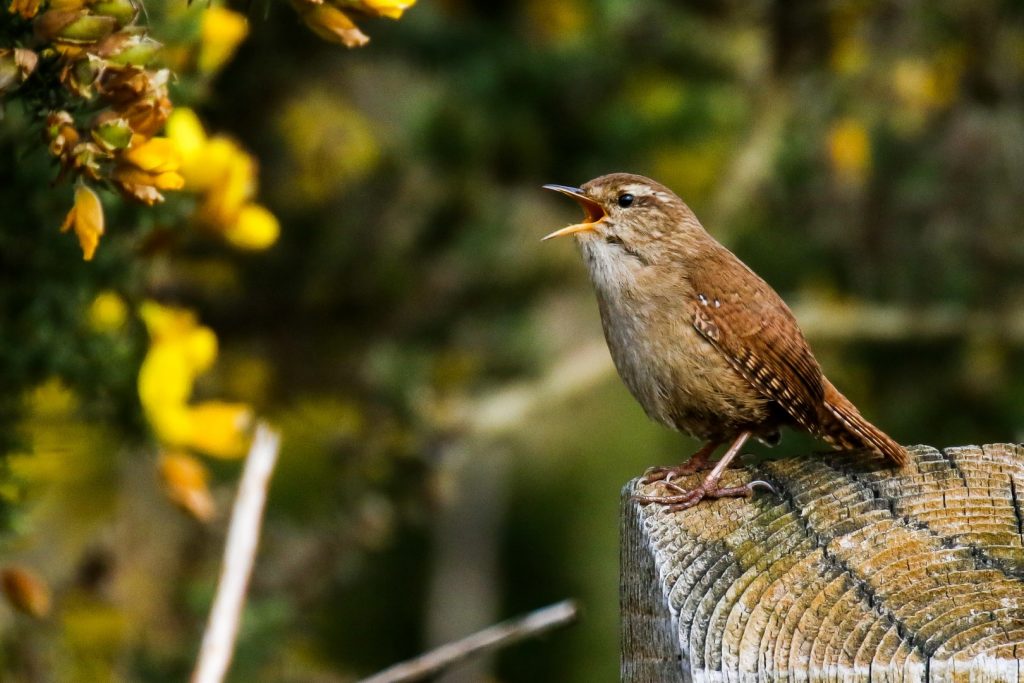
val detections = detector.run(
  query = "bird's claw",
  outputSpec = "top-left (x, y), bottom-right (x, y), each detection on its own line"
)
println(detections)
top-left (633, 487), bottom-right (707, 512)
top-left (659, 479), bottom-right (688, 495)
top-left (641, 465), bottom-right (676, 484)
top-left (634, 477), bottom-right (778, 513)
top-left (747, 479), bottom-right (778, 496)
top-left (641, 462), bottom-right (701, 485)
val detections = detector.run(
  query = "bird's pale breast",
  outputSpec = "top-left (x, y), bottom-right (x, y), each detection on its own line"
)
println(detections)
top-left (582, 239), bottom-right (772, 440)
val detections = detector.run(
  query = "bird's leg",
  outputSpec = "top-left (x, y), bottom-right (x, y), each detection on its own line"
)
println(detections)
top-left (642, 440), bottom-right (721, 485)
top-left (634, 432), bottom-right (775, 512)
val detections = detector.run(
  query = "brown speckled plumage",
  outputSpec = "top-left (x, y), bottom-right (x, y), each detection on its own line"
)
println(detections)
top-left (544, 173), bottom-right (906, 510)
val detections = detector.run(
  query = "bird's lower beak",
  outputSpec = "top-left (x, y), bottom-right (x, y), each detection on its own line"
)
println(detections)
top-left (541, 184), bottom-right (606, 241)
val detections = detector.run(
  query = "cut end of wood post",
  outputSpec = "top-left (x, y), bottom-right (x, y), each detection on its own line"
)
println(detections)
top-left (621, 444), bottom-right (1024, 681)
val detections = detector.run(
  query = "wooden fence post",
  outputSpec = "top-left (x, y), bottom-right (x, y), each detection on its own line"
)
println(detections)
top-left (621, 444), bottom-right (1024, 682)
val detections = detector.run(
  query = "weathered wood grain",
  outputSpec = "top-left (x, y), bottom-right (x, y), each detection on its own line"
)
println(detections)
top-left (621, 444), bottom-right (1024, 682)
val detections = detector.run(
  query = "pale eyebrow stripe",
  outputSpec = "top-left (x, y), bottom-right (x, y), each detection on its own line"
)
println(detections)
top-left (622, 184), bottom-right (652, 196)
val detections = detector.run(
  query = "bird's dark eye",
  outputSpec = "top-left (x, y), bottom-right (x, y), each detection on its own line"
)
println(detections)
top-left (617, 193), bottom-right (635, 208)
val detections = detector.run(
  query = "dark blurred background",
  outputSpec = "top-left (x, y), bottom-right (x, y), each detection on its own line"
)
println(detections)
top-left (3, 0), bottom-right (1024, 680)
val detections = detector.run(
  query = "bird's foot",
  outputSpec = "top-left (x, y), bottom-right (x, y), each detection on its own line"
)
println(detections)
top-left (634, 479), bottom-right (776, 513)
top-left (641, 462), bottom-right (703, 485)
top-left (641, 441), bottom-right (721, 484)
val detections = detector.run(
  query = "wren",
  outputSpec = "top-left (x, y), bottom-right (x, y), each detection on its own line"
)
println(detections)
top-left (543, 173), bottom-right (906, 511)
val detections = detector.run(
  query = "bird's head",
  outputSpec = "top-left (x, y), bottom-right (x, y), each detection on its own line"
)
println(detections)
top-left (542, 173), bottom-right (701, 266)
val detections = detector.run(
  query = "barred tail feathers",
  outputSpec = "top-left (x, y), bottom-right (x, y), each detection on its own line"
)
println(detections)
top-left (820, 380), bottom-right (908, 467)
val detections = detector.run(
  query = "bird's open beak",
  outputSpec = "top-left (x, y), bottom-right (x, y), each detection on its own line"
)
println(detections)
top-left (541, 184), bottom-right (606, 241)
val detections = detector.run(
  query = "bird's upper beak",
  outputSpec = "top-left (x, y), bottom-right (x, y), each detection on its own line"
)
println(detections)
top-left (541, 184), bottom-right (606, 241)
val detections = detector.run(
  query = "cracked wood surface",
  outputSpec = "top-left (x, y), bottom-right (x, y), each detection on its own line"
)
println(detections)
top-left (621, 444), bottom-right (1024, 682)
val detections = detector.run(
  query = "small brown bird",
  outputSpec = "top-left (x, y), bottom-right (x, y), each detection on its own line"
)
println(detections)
top-left (543, 173), bottom-right (907, 511)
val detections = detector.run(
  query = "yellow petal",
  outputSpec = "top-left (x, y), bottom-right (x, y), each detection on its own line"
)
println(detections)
top-left (199, 7), bottom-right (249, 73)
top-left (183, 326), bottom-right (218, 375)
top-left (112, 174), bottom-right (163, 206)
top-left (274, 92), bottom-right (380, 206)
top-left (112, 165), bottom-right (151, 187)
top-left (70, 184), bottom-right (104, 261)
top-left (59, 203), bottom-right (76, 234)
top-left (149, 405), bottom-right (193, 447)
top-left (224, 203), bottom-right (280, 250)
top-left (9, 0), bottom-right (44, 19)
top-left (113, 165), bottom-right (184, 192)
top-left (152, 170), bottom-right (185, 190)
top-left (140, 300), bottom-right (197, 342)
top-left (198, 143), bottom-right (255, 226)
top-left (87, 290), bottom-right (127, 332)
top-left (159, 451), bottom-right (215, 521)
top-left (138, 344), bottom-right (194, 420)
top-left (139, 302), bottom-right (217, 366)
top-left (185, 401), bottom-right (252, 459)
top-left (124, 136), bottom-right (181, 173)
top-left (137, 304), bottom-right (220, 423)
top-left (166, 108), bottom-right (207, 167)
top-left (297, 3), bottom-right (369, 48)
top-left (361, 0), bottom-right (416, 19)
top-left (185, 137), bottom-right (247, 197)
top-left (827, 118), bottom-right (871, 186)
top-left (1, 566), bottom-right (51, 619)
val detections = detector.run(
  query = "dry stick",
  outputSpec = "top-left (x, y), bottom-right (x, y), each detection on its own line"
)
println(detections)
top-left (192, 424), bottom-right (281, 683)
top-left (357, 600), bottom-right (580, 683)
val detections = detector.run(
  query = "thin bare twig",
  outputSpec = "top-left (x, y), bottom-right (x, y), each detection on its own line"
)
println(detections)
top-left (357, 599), bottom-right (580, 683)
top-left (192, 423), bottom-right (281, 683)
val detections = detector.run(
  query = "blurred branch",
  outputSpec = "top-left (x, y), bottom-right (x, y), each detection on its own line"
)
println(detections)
top-left (459, 302), bottom-right (1024, 438)
top-left (425, 443), bottom-right (509, 683)
top-left (192, 424), bottom-right (281, 683)
top-left (710, 85), bottom-right (792, 233)
top-left (358, 600), bottom-right (580, 683)
top-left (791, 301), bottom-right (1024, 343)
top-left (462, 341), bottom-right (612, 437)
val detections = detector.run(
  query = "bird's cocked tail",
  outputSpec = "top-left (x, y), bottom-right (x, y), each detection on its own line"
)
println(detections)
top-left (819, 380), bottom-right (908, 467)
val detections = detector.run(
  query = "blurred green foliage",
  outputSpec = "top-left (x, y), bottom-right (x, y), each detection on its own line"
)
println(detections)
top-left (3, 0), bottom-right (1024, 681)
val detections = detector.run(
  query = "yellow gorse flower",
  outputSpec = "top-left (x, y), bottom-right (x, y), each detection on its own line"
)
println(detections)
top-left (359, 0), bottom-right (417, 20)
top-left (124, 137), bottom-right (181, 173)
top-left (159, 451), bottom-right (215, 521)
top-left (165, 106), bottom-right (206, 164)
top-left (293, 2), bottom-right (369, 48)
top-left (114, 136), bottom-right (186, 204)
top-left (138, 301), bottom-right (252, 459)
top-left (1, 566), bottom-right (51, 619)
top-left (291, 0), bottom-right (417, 46)
top-left (196, 140), bottom-right (254, 224)
top-left (34, 0), bottom-right (179, 245)
top-left (166, 108), bottom-right (280, 250)
top-left (60, 184), bottom-right (105, 260)
top-left (227, 204), bottom-right (280, 250)
top-left (275, 92), bottom-right (379, 206)
top-left (198, 7), bottom-right (249, 73)
top-left (7, 0), bottom-right (42, 18)
top-left (88, 290), bottom-right (128, 332)
top-left (185, 402), bottom-right (252, 458)
top-left (827, 117), bottom-right (871, 187)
